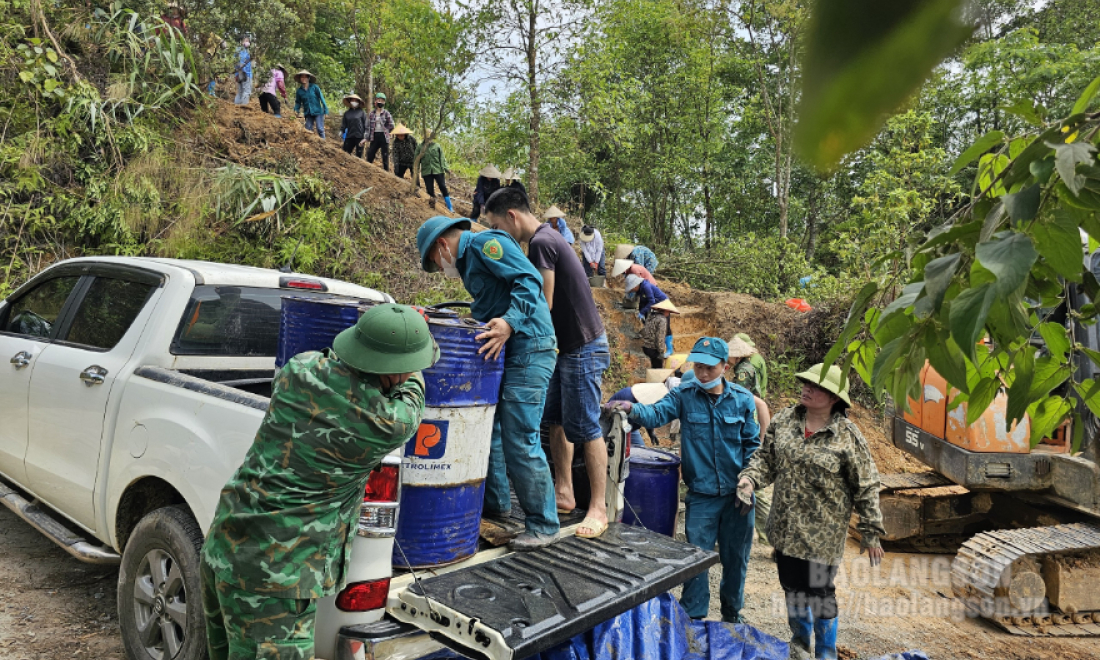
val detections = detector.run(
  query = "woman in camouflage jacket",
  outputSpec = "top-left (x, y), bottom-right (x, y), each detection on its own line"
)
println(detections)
top-left (737, 363), bottom-right (885, 660)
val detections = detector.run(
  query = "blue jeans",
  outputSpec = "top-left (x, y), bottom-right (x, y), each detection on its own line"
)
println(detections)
top-left (304, 114), bottom-right (325, 138)
top-left (543, 334), bottom-right (610, 443)
top-left (484, 338), bottom-right (559, 536)
top-left (680, 491), bottom-right (754, 620)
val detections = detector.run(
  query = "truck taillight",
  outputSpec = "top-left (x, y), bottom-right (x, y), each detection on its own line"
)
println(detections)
top-left (359, 459), bottom-right (400, 538)
top-left (336, 578), bottom-right (390, 612)
top-left (364, 465), bottom-right (399, 502)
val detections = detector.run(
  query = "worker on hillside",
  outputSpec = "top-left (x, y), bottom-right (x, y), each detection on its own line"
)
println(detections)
top-left (391, 124), bottom-right (417, 179)
top-left (483, 187), bottom-right (613, 539)
top-left (503, 168), bottom-right (526, 195)
top-left (735, 332), bottom-right (768, 398)
top-left (727, 336), bottom-right (762, 398)
top-left (159, 2), bottom-right (187, 35)
top-left (470, 165), bottom-right (502, 221)
top-left (200, 304), bottom-right (436, 660)
top-left (607, 378), bottom-right (681, 447)
top-left (293, 70), bottom-right (328, 139)
top-left (233, 36), bottom-right (252, 105)
top-left (365, 93), bottom-right (394, 172)
top-left (416, 133), bottom-right (452, 211)
top-left (641, 299), bottom-right (678, 368)
top-left (417, 216), bottom-right (560, 549)
top-left (340, 94), bottom-right (368, 158)
top-left (738, 364), bottom-right (885, 660)
top-left (611, 258), bottom-right (657, 285)
top-left (630, 245), bottom-right (659, 274)
top-left (580, 226), bottom-right (605, 278)
top-left (606, 337), bottom-right (760, 623)
top-left (625, 273), bottom-right (668, 318)
top-left (542, 206), bottom-right (575, 244)
top-left (257, 64), bottom-right (288, 118)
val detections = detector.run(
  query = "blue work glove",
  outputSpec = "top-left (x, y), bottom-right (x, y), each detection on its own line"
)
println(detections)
top-left (664, 334), bottom-right (674, 357)
top-left (602, 400), bottom-right (633, 414)
top-left (637, 312), bottom-right (645, 322)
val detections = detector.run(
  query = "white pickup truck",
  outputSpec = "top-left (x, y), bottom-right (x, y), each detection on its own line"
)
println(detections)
top-left (0, 256), bottom-right (715, 660)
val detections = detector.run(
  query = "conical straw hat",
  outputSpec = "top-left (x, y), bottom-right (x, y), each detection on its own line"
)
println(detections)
top-left (652, 299), bottom-right (679, 314)
top-left (542, 205), bottom-right (566, 220)
top-left (611, 259), bottom-right (634, 277)
top-left (646, 368), bottom-right (674, 383)
top-left (391, 123), bottom-right (413, 136)
top-left (727, 336), bottom-right (757, 359)
top-left (614, 244), bottom-right (635, 260)
top-left (479, 165), bottom-right (502, 178)
top-left (631, 383), bottom-right (670, 405)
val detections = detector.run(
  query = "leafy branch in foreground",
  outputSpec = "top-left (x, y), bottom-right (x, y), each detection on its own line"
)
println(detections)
top-left (826, 77), bottom-right (1100, 450)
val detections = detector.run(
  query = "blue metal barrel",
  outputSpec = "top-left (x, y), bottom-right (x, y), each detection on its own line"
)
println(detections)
top-left (622, 448), bottom-right (681, 537)
top-left (276, 300), bottom-right (501, 568)
top-left (394, 314), bottom-right (502, 568)
top-left (276, 297), bottom-right (366, 367)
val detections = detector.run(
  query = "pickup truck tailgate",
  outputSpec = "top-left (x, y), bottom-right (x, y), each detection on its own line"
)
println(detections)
top-left (389, 523), bottom-right (717, 660)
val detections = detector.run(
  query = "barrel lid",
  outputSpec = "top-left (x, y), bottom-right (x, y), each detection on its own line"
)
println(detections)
top-left (629, 447), bottom-right (681, 467)
top-left (425, 308), bottom-right (489, 331)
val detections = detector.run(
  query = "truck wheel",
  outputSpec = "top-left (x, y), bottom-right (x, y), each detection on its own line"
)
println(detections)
top-left (118, 505), bottom-right (207, 660)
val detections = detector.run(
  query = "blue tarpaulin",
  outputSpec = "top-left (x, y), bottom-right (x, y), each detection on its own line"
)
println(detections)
top-left (420, 593), bottom-right (788, 660)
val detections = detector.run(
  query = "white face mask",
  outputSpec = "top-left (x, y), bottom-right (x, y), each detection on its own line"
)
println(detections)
top-left (440, 244), bottom-right (460, 279)
top-left (350, 101), bottom-right (359, 108)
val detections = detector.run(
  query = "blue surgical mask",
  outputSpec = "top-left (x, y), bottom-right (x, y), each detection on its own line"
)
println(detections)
top-left (697, 375), bottom-right (722, 390)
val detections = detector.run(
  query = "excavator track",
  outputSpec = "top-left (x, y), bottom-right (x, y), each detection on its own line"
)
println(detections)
top-left (952, 523), bottom-right (1100, 636)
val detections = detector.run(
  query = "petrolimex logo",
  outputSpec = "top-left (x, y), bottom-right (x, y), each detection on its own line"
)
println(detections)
top-left (406, 420), bottom-right (448, 459)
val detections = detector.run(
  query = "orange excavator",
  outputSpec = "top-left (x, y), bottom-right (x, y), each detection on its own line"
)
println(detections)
top-left (873, 300), bottom-right (1100, 636)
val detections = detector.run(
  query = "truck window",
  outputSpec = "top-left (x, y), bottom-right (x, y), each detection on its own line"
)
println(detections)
top-left (172, 286), bottom-right (335, 356)
top-left (1, 276), bottom-right (81, 339)
top-left (64, 277), bottom-right (156, 350)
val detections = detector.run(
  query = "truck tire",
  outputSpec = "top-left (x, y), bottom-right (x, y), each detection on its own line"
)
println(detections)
top-left (118, 505), bottom-right (208, 660)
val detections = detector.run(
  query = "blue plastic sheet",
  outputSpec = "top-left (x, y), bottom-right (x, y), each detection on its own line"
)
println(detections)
top-left (418, 593), bottom-right (788, 660)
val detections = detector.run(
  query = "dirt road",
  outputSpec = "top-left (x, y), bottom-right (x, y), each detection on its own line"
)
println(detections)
top-left (0, 506), bottom-right (125, 660)
top-left (2, 492), bottom-right (1098, 660)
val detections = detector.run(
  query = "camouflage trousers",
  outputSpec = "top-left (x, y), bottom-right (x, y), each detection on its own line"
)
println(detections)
top-left (200, 556), bottom-right (317, 660)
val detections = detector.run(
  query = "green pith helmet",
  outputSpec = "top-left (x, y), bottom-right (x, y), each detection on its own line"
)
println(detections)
top-left (332, 304), bottom-right (439, 374)
top-left (375, 92), bottom-right (387, 100)
top-left (795, 363), bottom-right (851, 406)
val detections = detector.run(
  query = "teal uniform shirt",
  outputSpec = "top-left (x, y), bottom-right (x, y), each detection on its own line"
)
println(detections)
top-left (457, 230), bottom-right (556, 349)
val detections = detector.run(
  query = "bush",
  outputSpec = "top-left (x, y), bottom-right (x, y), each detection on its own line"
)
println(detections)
top-left (657, 234), bottom-right (810, 301)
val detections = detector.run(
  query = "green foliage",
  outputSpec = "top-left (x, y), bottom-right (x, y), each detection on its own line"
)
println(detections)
top-left (796, 0), bottom-right (973, 170)
top-left (830, 92), bottom-right (1100, 445)
top-left (659, 235), bottom-right (811, 301)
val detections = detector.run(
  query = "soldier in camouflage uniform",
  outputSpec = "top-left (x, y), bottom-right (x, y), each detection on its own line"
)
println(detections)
top-left (200, 304), bottom-right (439, 660)
top-left (738, 364), bottom-right (885, 660)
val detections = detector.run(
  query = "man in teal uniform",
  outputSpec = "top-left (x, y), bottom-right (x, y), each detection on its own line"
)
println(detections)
top-left (200, 304), bottom-right (438, 660)
top-left (417, 216), bottom-right (561, 550)
top-left (606, 337), bottom-right (760, 623)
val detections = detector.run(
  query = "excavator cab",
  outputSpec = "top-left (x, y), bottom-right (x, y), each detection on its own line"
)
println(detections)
top-left (874, 273), bottom-right (1100, 635)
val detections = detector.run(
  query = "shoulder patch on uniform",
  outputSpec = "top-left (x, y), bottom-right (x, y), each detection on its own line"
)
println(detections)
top-left (482, 238), bottom-right (504, 260)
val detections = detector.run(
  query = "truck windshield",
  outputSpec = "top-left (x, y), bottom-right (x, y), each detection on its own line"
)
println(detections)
top-left (172, 286), bottom-right (337, 356)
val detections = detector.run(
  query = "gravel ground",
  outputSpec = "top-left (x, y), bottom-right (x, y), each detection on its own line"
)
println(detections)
top-left (2, 492), bottom-right (1098, 660)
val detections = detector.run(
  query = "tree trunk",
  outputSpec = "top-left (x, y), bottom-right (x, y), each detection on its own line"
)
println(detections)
top-left (804, 186), bottom-right (819, 261)
top-left (526, 9), bottom-right (540, 208)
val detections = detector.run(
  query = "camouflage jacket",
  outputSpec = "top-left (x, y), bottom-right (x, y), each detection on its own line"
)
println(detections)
top-left (739, 406), bottom-right (885, 564)
top-left (202, 351), bottom-right (425, 598)
top-left (733, 360), bottom-right (761, 398)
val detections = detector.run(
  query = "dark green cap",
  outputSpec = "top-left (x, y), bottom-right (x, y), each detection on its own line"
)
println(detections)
top-left (333, 303), bottom-right (439, 374)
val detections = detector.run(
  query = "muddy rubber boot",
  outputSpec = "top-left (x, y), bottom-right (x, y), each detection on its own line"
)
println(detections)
top-left (787, 615), bottom-right (812, 660)
top-left (508, 531), bottom-right (558, 552)
top-left (812, 617), bottom-right (837, 660)
top-left (444, 196), bottom-right (454, 212)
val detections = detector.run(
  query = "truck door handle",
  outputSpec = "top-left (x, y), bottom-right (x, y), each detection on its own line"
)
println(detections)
top-left (10, 351), bottom-right (32, 369)
top-left (79, 365), bottom-right (108, 386)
